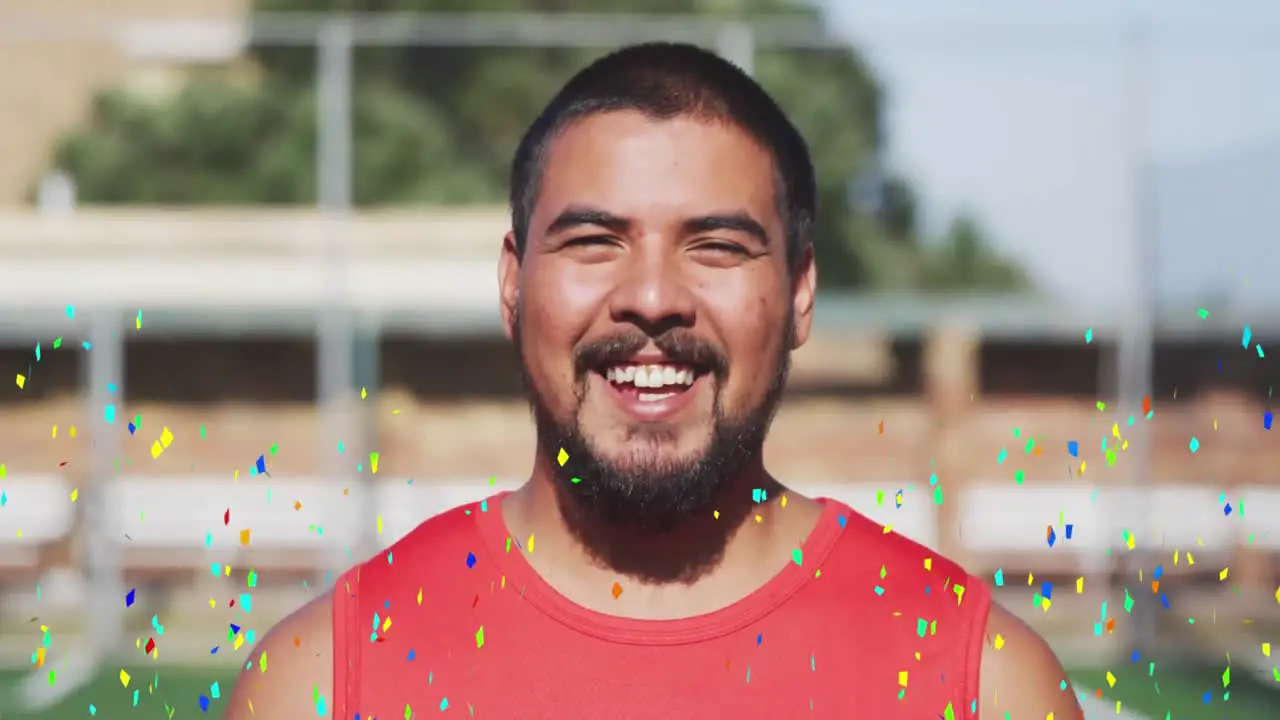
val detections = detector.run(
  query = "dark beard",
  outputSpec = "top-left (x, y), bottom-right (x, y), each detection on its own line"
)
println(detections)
top-left (514, 312), bottom-right (793, 581)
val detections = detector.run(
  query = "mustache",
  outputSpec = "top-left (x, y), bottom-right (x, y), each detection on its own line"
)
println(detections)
top-left (573, 329), bottom-right (729, 379)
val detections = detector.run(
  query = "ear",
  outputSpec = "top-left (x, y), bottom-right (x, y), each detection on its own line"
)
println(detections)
top-left (499, 231), bottom-right (521, 341)
top-left (789, 243), bottom-right (816, 350)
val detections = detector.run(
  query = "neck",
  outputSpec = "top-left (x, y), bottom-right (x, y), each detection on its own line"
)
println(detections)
top-left (502, 446), bottom-right (822, 619)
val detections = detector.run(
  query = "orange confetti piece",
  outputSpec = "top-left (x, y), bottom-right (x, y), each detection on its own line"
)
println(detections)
top-left (611, 582), bottom-right (623, 600)
top-left (878, 420), bottom-right (884, 435)
top-left (239, 529), bottom-right (251, 546)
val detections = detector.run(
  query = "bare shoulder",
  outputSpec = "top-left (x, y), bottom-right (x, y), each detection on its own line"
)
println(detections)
top-left (225, 591), bottom-right (334, 719)
top-left (979, 602), bottom-right (1083, 720)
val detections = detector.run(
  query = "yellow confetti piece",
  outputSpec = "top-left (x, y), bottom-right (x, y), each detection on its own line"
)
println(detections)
top-left (898, 670), bottom-right (908, 687)
top-left (51, 425), bottom-right (57, 439)
top-left (150, 440), bottom-right (164, 459)
top-left (69, 425), bottom-right (76, 438)
top-left (381, 616), bottom-right (392, 632)
top-left (360, 386), bottom-right (368, 399)
top-left (69, 488), bottom-right (78, 503)
top-left (1264, 642), bottom-right (1271, 657)
top-left (1106, 671), bottom-right (1116, 687)
top-left (15, 374), bottom-right (25, 389)
top-left (713, 510), bottom-right (720, 519)
top-left (923, 558), bottom-right (932, 571)
top-left (34, 647), bottom-right (45, 667)
top-left (1220, 567), bottom-right (1229, 581)
top-left (527, 534), bottom-right (535, 553)
top-left (376, 515), bottom-right (384, 534)
top-left (993, 634), bottom-right (1004, 650)
top-left (1187, 552), bottom-right (1196, 566)
top-left (120, 669), bottom-right (131, 687)
top-left (416, 588), bottom-right (423, 606)
top-left (1076, 577), bottom-right (1084, 594)
top-left (557, 448), bottom-right (568, 466)
top-left (239, 529), bottom-right (251, 546)
top-left (160, 427), bottom-right (173, 448)
top-left (369, 452), bottom-right (379, 474)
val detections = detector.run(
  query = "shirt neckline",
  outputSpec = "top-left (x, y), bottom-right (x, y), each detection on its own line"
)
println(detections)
top-left (474, 492), bottom-right (848, 646)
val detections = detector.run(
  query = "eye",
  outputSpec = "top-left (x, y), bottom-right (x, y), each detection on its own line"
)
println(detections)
top-left (692, 241), bottom-right (748, 255)
top-left (562, 236), bottom-right (615, 249)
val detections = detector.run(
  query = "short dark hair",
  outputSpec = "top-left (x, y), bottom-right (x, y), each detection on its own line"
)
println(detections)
top-left (509, 42), bottom-right (816, 273)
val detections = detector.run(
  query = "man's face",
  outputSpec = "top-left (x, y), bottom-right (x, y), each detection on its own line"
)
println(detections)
top-left (500, 111), bottom-right (816, 530)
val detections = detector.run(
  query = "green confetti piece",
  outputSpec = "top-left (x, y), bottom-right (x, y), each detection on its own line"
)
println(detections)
top-left (791, 548), bottom-right (803, 565)
top-left (932, 486), bottom-right (943, 504)
top-left (475, 626), bottom-right (485, 649)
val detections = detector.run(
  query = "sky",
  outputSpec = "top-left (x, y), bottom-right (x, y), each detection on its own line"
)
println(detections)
top-left (821, 0), bottom-right (1280, 311)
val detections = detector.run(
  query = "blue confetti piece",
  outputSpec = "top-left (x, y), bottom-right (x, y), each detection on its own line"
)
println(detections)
top-left (1203, 690), bottom-right (1211, 704)
top-left (1130, 650), bottom-right (1140, 663)
top-left (836, 514), bottom-right (847, 528)
top-left (1065, 524), bottom-right (1074, 539)
top-left (1047, 527), bottom-right (1057, 548)
top-left (1153, 565), bottom-right (1164, 580)
top-left (1224, 503), bottom-right (1233, 517)
top-left (407, 649), bottom-right (416, 661)
top-left (1067, 440), bottom-right (1079, 457)
top-left (255, 455), bottom-right (266, 475)
top-left (756, 633), bottom-right (763, 646)
top-left (127, 422), bottom-right (136, 435)
top-left (466, 552), bottom-right (477, 569)
top-left (125, 588), bottom-right (135, 607)
top-left (1160, 593), bottom-right (1170, 609)
top-left (1265, 411), bottom-right (1274, 430)
top-left (229, 623), bottom-right (241, 635)
top-left (199, 695), bottom-right (210, 712)
top-left (1041, 582), bottom-right (1052, 600)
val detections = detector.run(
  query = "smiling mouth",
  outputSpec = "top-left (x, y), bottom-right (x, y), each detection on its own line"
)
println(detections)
top-left (595, 362), bottom-right (708, 403)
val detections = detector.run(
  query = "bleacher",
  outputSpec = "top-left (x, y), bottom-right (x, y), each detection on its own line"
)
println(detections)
top-left (0, 471), bottom-right (1256, 593)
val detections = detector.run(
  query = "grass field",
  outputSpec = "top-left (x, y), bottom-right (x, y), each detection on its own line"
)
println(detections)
top-left (0, 663), bottom-right (1276, 718)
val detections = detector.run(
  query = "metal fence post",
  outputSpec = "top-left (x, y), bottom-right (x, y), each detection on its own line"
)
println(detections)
top-left (84, 308), bottom-right (124, 654)
top-left (1117, 20), bottom-right (1157, 656)
top-left (715, 21), bottom-right (755, 76)
top-left (315, 17), bottom-right (369, 584)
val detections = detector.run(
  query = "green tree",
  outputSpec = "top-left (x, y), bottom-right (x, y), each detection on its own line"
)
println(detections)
top-left (45, 0), bottom-right (1029, 292)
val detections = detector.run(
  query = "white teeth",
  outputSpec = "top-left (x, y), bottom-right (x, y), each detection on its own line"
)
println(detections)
top-left (637, 392), bottom-right (676, 402)
top-left (604, 363), bottom-right (696, 389)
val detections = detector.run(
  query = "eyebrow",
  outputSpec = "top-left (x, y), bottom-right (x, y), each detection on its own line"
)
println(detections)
top-left (544, 204), bottom-right (772, 247)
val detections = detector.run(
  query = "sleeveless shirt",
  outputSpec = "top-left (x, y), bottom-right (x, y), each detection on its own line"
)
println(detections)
top-left (332, 494), bottom-right (991, 719)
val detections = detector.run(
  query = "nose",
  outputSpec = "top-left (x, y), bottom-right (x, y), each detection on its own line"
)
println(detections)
top-left (607, 245), bottom-right (696, 336)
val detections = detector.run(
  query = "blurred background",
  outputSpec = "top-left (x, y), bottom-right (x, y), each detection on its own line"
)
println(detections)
top-left (0, 0), bottom-right (1278, 717)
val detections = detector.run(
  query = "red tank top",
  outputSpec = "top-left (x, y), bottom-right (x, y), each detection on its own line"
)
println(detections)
top-left (333, 494), bottom-right (990, 719)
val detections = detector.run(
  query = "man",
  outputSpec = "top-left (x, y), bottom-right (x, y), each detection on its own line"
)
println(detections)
top-left (229, 42), bottom-right (1082, 719)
